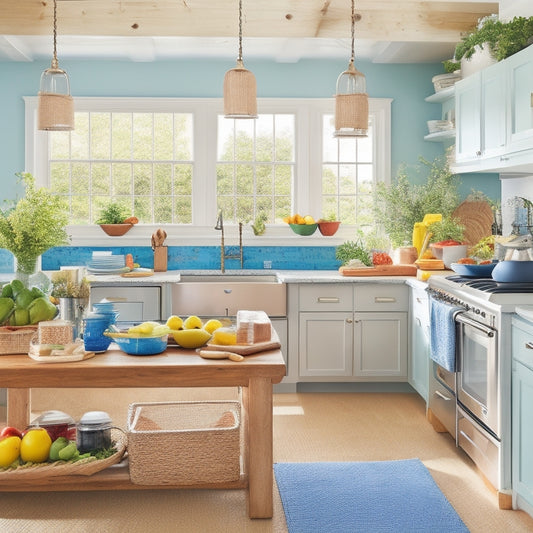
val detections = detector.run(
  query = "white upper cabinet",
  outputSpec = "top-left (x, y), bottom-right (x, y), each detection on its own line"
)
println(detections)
top-left (452, 44), bottom-right (533, 174)
top-left (507, 48), bottom-right (533, 153)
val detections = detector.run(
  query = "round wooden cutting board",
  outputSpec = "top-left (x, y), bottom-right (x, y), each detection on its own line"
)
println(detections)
top-left (452, 200), bottom-right (494, 246)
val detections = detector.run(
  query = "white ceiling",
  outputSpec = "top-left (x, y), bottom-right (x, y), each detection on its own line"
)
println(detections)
top-left (0, 0), bottom-right (500, 64)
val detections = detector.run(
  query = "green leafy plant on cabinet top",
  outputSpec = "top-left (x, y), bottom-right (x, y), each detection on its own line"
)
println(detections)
top-left (454, 15), bottom-right (533, 62)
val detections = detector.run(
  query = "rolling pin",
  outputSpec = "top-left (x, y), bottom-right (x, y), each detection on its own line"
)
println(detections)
top-left (198, 350), bottom-right (244, 362)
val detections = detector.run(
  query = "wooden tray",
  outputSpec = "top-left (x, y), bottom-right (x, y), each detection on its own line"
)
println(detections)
top-left (202, 339), bottom-right (281, 356)
top-left (339, 265), bottom-right (417, 277)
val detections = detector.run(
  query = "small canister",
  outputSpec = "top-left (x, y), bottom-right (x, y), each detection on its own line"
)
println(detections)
top-left (76, 411), bottom-right (113, 453)
top-left (30, 410), bottom-right (76, 441)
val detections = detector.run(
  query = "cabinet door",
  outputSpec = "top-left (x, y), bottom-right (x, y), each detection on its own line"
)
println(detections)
top-left (482, 62), bottom-right (507, 158)
top-left (513, 360), bottom-right (533, 511)
top-left (507, 46), bottom-right (533, 153)
top-left (354, 312), bottom-right (408, 378)
top-left (455, 72), bottom-right (482, 162)
top-left (409, 307), bottom-right (430, 401)
top-left (299, 312), bottom-right (353, 377)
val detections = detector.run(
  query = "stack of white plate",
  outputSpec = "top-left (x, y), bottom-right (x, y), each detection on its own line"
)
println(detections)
top-left (87, 254), bottom-right (126, 274)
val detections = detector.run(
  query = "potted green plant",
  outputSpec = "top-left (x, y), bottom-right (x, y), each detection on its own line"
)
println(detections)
top-left (96, 202), bottom-right (137, 236)
top-left (317, 212), bottom-right (341, 236)
top-left (427, 216), bottom-right (467, 268)
top-left (454, 15), bottom-right (533, 75)
top-left (0, 173), bottom-right (69, 280)
top-left (373, 155), bottom-right (461, 250)
top-left (335, 237), bottom-right (372, 267)
top-left (51, 274), bottom-right (91, 339)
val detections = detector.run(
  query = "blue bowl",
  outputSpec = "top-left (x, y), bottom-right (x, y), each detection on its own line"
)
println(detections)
top-left (450, 262), bottom-right (497, 278)
top-left (112, 335), bottom-right (168, 356)
top-left (491, 260), bottom-right (533, 283)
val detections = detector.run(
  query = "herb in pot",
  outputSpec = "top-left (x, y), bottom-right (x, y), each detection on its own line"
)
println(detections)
top-left (428, 216), bottom-right (465, 244)
top-left (96, 202), bottom-right (131, 225)
top-left (335, 239), bottom-right (372, 267)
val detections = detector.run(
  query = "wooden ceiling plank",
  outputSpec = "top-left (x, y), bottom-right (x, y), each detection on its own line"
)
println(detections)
top-left (0, 1), bottom-right (499, 44)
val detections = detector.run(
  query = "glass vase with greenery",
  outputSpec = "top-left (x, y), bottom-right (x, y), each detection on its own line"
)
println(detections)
top-left (373, 156), bottom-right (461, 249)
top-left (0, 173), bottom-right (69, 278)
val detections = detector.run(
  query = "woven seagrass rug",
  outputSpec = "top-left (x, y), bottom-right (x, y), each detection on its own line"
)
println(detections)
top-left (274, 458), bottom-right (469, 533)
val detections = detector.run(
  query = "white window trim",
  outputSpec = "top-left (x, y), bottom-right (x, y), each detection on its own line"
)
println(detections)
top-left (24, 96), bottom-right (391, 247)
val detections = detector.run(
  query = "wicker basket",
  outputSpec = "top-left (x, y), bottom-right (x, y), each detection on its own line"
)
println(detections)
top-left (127, 401), bottom-right (241, 486)
top-left (0, 326), bottom-right (38, 355)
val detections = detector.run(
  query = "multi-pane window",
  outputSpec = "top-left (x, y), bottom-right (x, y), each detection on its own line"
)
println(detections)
top-left (216, 114), bottom-right (295, 224)
top-left (26, 97), bottom-right (390, 237)
top-left (322, 114), bottom-right (374, 226)
top-left (49, 111), bottom-right (194, 224)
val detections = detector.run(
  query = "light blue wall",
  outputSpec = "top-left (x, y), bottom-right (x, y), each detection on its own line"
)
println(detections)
top-left (0, 57), bottom-right (500, 200)
top-left (0, 58), bottom-right (500, 272)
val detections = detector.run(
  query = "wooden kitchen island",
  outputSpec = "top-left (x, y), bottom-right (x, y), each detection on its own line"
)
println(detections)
top-left (0, 346), bottom-right (286, 519)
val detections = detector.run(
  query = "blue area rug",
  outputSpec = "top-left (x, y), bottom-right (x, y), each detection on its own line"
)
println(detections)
top-left (274, 459), bottom-right (469, 533)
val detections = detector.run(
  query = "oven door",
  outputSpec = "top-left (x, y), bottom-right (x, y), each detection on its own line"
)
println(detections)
top-left (456, 313), bottom-right (499, 438)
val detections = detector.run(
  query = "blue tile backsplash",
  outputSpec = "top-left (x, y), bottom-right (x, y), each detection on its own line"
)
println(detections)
top-left (0, 245), bottom-right (341, 273)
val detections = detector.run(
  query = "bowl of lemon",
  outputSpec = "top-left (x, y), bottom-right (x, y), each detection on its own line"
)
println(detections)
top-left (104, 321), bottom-right (170, 356)
top-left (286, 214), bottom-right (318, 236)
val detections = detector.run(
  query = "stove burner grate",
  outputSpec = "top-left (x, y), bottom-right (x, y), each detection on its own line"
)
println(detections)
top-left (446, 275), bottom-right (533, 294)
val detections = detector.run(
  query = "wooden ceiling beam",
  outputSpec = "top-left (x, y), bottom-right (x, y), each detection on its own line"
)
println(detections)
top-left (0, 1), bottom-right (498, 43)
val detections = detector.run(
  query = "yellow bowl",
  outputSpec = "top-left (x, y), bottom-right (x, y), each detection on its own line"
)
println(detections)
top-left (172, 329), bottom-right (212, 349)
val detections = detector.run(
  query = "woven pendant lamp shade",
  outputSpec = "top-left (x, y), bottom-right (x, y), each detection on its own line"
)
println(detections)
top-left (333, 1), bottom-right (368, 137)
top-left (334, 63), bottom-right (368, 137)
top-left (224, 60), bottom-right (257, 118)
top-left (38, 92), bottom-right (74, 131)
top-left (37, 0), bottom-right (74, 131)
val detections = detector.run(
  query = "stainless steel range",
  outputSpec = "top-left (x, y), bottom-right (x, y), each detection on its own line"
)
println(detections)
top-left (427, 274), bottom-right (533, 503)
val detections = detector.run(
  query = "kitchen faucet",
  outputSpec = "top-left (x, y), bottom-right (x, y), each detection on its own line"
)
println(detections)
top-left (214, 210), bottom-right (243, 273)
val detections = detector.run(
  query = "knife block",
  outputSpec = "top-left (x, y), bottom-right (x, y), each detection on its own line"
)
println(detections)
top-left (153, 246), bottom-right (167, 272)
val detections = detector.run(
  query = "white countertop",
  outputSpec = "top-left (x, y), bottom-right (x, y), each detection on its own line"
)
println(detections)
top-left (86, 271), bottom-right (181, 285)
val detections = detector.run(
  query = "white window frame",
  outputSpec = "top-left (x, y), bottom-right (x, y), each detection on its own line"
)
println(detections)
top-left (24, 96), bottom-right (391, 247)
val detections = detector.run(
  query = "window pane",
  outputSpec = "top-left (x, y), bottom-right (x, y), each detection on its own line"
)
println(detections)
top-left (133, 113), bottom-right (153, 160)
top-left (217, 114), bottom-right (295, 224)
top-left (112, 113), bottom-right (132, 160)
top-left (90, 113), bottom-right (111, 160)
top-left (154, 114), bottom-right (173, 160)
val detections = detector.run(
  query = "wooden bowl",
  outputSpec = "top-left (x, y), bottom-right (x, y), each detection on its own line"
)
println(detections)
top-left (99, 224), bottom-right (133, 236)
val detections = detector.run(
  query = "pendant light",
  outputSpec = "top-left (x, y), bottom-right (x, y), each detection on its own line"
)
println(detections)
top-left (223, 0), bottom-right (257, 119)
top-left (38, 0), bottom-right (74, 131)
top-left (334, 0), bottom-right (368, 137)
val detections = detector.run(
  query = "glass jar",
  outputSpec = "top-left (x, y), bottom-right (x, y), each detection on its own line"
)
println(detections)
top-left (30, 410), bottom-right (76, 441)
top-left (76, 411), bottom-right (113, 453)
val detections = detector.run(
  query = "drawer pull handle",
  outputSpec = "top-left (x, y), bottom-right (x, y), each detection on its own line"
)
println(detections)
top-left (526, 342), bottom-right (533, 350)
top-left (434, 390), bottom-right (453, 401)
top-left (317, 297), bottom-right (340, 303)
top-left (375, 297), bottom-right (396, 303)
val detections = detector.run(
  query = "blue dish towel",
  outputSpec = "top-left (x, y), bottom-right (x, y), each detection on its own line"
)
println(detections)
top-left (429, 296), bottom-right (463, 372)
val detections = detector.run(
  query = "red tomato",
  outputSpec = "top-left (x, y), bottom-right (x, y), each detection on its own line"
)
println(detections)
top-left (372, 252), bottom-right (393, 266)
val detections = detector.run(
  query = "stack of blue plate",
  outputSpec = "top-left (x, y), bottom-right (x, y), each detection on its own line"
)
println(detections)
top-left (92, 301), bottom-right (120, 325)
top-left (87, 254), bottom-right (126, 274)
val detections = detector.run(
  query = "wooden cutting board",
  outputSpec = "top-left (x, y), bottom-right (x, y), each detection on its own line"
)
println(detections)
top-left (202, 330), bottom-right (281, 356)
top-left (452, 199), bottom-right (494, 246)
top-left (339, 265), bottom-right (417, 277)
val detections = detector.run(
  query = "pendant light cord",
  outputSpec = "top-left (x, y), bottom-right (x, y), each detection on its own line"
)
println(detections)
top-left (52, 0), bottom-right (58, 69)
top-left (238, 0), bottom-right (243, 63)
top-left (350, 0), bottom-right (355, 63)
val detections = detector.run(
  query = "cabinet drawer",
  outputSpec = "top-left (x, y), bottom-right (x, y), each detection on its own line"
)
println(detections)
top-left (513, 318), bottom-right (533, 370)
top-left (299, 284), bottom-right (353, 312)
top-left (90, 286), bottom-right (161, 322)
top-left (354, 284), bottom-right (407, 311)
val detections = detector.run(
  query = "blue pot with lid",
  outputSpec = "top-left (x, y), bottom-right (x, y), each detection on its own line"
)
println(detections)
top-left (491, 260), bottom-right (533, 283)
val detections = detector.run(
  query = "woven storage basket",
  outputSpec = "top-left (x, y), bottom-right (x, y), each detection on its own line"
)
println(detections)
top-left (0, 326), bottom-right (38, 355)
top-left (127, 401), bottom-right (241, 486)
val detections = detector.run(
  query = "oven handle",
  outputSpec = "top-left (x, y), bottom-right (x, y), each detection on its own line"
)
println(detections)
top-left (455, 312), bottom-right (495, 337)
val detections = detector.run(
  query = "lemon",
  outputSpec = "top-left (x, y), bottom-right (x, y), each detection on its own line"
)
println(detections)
top-left (303, 215), bottom-right (315, 225)
top-left (128, 322), bottom-right (155, 335)
top-left (166, 315), bottom-right (183, 330)
top-left (203, 319), bottom-right (223, 334)
top-left (173, 329), bottom-right (211, 349)
top-left (151, 324), bottom-right (172, 336)
top-left (183, 315), bottom-right (203, 329)
top-left (0, 436), bottom-right (21, 467)
top-left (212, 327), bottom-right (237, 346)
top-left (20, 428), bottom-right (52, 463)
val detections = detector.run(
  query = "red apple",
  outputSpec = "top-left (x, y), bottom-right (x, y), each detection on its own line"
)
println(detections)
top-left (0, 426), bottom-right (23, 439)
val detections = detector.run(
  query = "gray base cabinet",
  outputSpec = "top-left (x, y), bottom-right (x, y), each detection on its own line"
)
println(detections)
top-left (293, 282), bottom-right (408, 382)
top-left (512, 316), bottom-right (533, 515)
